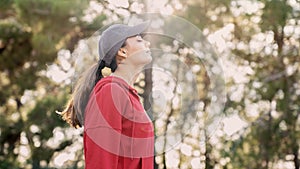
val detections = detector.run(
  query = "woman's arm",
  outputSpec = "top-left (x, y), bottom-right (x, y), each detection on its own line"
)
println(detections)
top-left (84, 83), bottom-right (129, 169)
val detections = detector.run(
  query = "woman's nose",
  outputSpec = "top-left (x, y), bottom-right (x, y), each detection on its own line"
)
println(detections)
top-left (145, 41), bottom-right (150, 48)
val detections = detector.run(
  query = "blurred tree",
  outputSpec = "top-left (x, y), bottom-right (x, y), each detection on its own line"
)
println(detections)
top-left (0, 0), bottom-right (159, 168)
top-left (176, 0), bottom-right (232, 168)
top-left (171, 0), bottom-right (300, 168)
top-left (0, 0), bottom-right (95, 168)
top-left (1, 0), bottom-right (299, 168)
top-left (221, 0), bottom-right (300, 168)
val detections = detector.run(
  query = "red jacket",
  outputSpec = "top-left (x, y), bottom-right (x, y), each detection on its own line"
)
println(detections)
top-left (84, 76), bottom-right (154, 169)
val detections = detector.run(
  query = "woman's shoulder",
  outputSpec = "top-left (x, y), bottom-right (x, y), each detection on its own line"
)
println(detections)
top-left (94, 76), bottom-right (129, 96)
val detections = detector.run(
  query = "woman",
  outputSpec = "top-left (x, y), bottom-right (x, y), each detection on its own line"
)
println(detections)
top-left (60, 22), bottom-right (154, 169)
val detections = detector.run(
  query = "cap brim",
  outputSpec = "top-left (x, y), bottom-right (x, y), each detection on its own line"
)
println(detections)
top-left (126, 21), bottom-right (151, 38)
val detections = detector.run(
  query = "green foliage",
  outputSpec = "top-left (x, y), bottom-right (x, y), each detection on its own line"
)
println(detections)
top-left (0, 0), bottom-right (89, 168)
top-left (27, 92), bottom-right (67, 138)
top-left (0, 20), bottom-right (32, 71)
top-left (86, 15), bottom-right (107, 31)
top-left (0, 20), bottom-right (33, 106)
top-left (15, 0), bottom-right (87, 27)
top-left (260, 0), bottom-right (292, 31)
top-left (25, 92), bottom-right (70, 168)
top-left (182, 0), bottom-right (231, 30)
top-left (221, 0), bottom-right (300, 168)
top-left (0, 0), bottom-right (299, 168)
top-left (0, 0), bottom-right (14, 14)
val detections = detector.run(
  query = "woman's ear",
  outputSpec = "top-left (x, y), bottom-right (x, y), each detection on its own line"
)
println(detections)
top-left (117, 48), bottom-right (127, 58)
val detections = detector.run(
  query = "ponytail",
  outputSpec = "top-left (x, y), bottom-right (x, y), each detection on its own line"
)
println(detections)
top-left (110, 59), bottom-right (118, 72)
top-left (60, 61), bottom-right (105, 128)
top-left (95, 60), bottom-right (106, 85)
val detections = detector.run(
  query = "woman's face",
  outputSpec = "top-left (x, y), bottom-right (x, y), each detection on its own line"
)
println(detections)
top-left (123, 35), bottom-right (152, 66)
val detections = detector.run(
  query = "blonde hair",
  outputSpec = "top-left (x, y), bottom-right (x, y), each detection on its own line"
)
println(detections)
top-left (59, 55), bottom-right (119, 128)
top-left (60, 63), bottom-right (99, 128)
top-left (60, 37), bottom-right (125, 128)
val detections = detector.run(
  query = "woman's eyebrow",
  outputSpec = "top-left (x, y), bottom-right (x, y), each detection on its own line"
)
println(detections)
top-left (140, 33), bottom-right (147, 38)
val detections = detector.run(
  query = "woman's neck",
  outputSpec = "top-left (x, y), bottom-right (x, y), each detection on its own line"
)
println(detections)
top-left (111, 66), bottom-right (142, 86)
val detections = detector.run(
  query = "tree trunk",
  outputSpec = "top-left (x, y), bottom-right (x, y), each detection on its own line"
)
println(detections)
top-left (293, 145), bottom-right (299, 169)
top-left (143, 64), bottom-right (158, 169)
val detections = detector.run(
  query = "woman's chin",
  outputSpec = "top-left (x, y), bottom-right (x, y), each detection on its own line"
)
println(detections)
top-left (145, 54), bottom-right (152, 63)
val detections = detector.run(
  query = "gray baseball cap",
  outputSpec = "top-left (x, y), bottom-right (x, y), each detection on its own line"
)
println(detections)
top-left (98, 21), bottom-right (150, 67)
